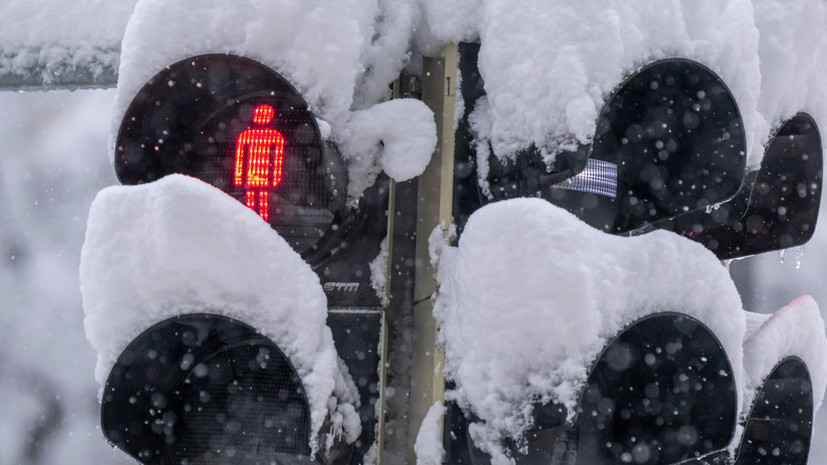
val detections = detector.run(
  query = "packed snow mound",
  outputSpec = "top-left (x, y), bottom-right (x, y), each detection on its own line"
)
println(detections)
top-left (742, 296), bottom-right (827, 414)
top-left (433, 198), bottom-right (746, 464)
top-left (414, 402), bottom-right (447, 465)
top-left (80, 174), bottom-right (359, 452)
top-left (113, 0), bottom-right (435, 198)
top-left (340, 99), bottom-right (438, 198)
top-left (420, 0), bottom-right (768, 167)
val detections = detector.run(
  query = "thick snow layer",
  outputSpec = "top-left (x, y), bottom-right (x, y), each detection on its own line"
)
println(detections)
top-left (80, 174), bottom-right (359, 452)
top-left (414, 402), bottom-right (447, 465)
top-left (754, 0), bottom-right (827, 132)
top-left (418, 0), bottom-right (827, 171)
top-left (433, 198), bottom-right (746, 464)
top-left (420, 0), bottom-right (769, 167)
top-left (113, 0), bottom-right (435, 198)
top-left (742, 296), bottom-right (827, 415)
top-left (340, 99), bottom-right (438, 198)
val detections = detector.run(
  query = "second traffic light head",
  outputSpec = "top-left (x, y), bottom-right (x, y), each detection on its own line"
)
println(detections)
top-left (80, 174), bottom-right (361, 464)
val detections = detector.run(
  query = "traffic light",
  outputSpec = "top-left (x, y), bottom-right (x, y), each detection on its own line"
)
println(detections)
top-left (452, 43), bottom-right (747, 235)
top-left (433, 41), bottom-right (790, 465)
top-left (88, 53), bottom-right (400, 465)
top-left (434, 195), bottom-right (746, 465)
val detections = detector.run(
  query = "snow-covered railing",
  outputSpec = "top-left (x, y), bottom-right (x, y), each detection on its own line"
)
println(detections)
top-left (0, 47), bottom-right (119, 91)
top-left (0, 0), bottom-right (135, 90)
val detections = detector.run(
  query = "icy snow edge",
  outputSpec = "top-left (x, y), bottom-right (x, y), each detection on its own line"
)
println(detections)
top-left (433, 198), bottom-right (746, 464)
top-left (79, 174), bottom-right (360, 453)
top-left (743, 296), bottom-right (827, 416)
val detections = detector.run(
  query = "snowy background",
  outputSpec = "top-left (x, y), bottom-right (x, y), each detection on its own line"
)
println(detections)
top-left (0, 89), bottom-right (131, 465)
top-left (0, 82), bottom-right (826, 465)
top-left (3, 0), bottom-right (827, 463)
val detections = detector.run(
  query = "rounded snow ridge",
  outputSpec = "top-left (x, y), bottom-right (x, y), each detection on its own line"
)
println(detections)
top-left (80, 174), bottom-right (357, 452)
top-left (435, 198), bottom-right (746, 462)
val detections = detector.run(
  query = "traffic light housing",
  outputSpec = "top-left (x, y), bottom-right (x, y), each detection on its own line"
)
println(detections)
top-left (439, 42), bottom-right (766, 465)
top-left (96, 53), bottom-right (393, 465)
top-left (453, 43), bottom-right (747, 235)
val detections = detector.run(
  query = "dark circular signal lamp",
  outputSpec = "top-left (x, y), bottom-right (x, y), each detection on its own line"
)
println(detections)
top-left (101, 314), bottom-right (314, 465)
top-left (576, 313), bottom-right (737, 464)
top-left (471, 58), bottom-right (746, 234)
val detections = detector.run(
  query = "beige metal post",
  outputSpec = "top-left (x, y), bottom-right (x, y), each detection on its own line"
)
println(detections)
top-left (407, 43), bottom-right (458, 464)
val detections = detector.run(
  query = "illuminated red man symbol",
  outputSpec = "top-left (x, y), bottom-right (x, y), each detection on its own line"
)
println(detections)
top-left (234, 104), bottom-right (285, 222)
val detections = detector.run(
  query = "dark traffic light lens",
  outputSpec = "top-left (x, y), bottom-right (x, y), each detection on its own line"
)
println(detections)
top-left (735, 357), bottom-right (813, 465)
top-left (101, 314), bottom-right (312, 465)
top-left (577, 314), bottom-right (737, 464)
top-left (115, 54), bottom-right (349, 264)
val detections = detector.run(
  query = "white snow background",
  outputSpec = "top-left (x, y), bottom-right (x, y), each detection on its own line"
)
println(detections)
top-left (3, 0), bottom-right (827, 463)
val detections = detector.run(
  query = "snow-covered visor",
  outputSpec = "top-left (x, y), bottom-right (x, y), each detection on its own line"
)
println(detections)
top-left (456, 45), bottom-right (748, 235)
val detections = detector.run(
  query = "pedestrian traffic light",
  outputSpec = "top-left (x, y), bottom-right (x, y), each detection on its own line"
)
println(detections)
top-left (99, 53), bottom-right (394, 465)
top-left (115, 54), bottom-right (351, 266)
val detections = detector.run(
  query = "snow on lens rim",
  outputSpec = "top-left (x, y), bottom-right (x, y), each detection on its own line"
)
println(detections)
top-left (115, 54), bottom-right (351, 267)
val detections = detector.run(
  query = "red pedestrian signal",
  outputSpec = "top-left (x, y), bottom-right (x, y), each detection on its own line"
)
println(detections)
top-left (234, 104), bottom-right (286, 221)
top-left (114, 55), bottom-right (351, 265)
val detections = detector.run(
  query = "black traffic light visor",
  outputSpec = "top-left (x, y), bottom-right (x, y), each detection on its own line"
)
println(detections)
top-left (459, 46), bottom-right (747, 234)
top-left (735, 357), bottom-right (813, 465)
top-left (101, 314), bottom-right (313, 465)
top-left (115, 54), bottom-right (351, 266)
top-left (691, 113), bottom-right (822, 259)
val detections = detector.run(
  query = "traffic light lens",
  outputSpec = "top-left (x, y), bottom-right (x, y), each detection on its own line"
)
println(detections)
top-left (190, 95), bottom-right (337, 255)
top-left (233, 113), bottom-right (287, 222)
top-left (101, 314), bottom-right (313, 464)
top-left (116, 55), bottom-right (350, 265)
top-left (172, 340), bottom-right (310, 464)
